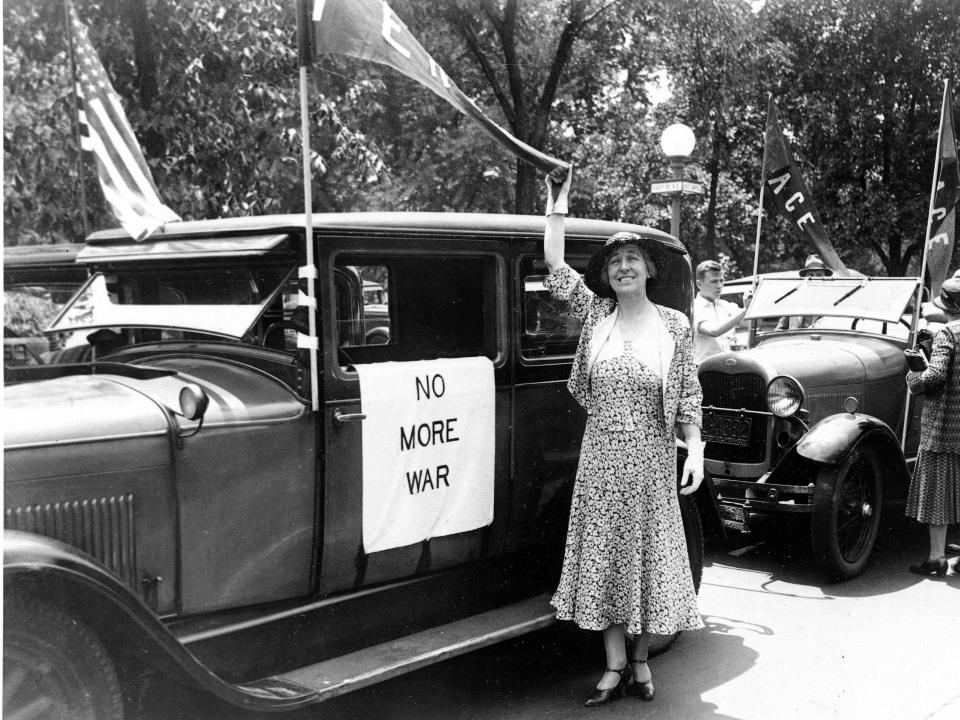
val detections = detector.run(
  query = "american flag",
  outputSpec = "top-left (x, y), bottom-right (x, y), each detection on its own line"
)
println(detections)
top-left (68, 1), bottom-right (179, 241)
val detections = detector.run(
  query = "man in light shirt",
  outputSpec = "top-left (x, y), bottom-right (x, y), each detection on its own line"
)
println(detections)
top-left (692, 260), bottom-right (750, 364)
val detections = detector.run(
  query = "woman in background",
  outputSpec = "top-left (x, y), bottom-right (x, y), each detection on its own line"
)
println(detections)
top-left (905, 277), bottom-right (960, 577)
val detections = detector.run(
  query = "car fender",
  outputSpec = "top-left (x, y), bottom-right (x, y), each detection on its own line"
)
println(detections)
top-left (3, 530), bottom-right (318, 711)
top-left (794, 413), bottom-right (911, 496)
top-left (796, 412), bottom-right (894, 464)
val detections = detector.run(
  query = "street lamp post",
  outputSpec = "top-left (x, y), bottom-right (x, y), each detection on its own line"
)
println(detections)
top-left (657, 123), bottom-right (697, 240)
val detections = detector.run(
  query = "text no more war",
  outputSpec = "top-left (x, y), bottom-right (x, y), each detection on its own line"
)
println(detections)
top-left (400, 373), bottom-right (460, 495)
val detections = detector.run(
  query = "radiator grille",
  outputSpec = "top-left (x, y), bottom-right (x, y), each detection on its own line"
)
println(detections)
top-left (700, 371), bottom-right (767, 411)
top-left (5, 494), bottom-right (139, 590)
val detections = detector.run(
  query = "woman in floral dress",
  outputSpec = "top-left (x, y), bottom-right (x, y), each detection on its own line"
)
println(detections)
top-left (543, 169), bottom-right (705, 706)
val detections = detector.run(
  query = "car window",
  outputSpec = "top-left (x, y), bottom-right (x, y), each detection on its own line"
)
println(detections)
top-left (335, 254), bottom-right (496, 367)
top-left (520, 258), bottom-right (585, 360)
top-left (339, 266), bottom-right (391, 347)
top-left (5, 282), bottom-right (87, 364)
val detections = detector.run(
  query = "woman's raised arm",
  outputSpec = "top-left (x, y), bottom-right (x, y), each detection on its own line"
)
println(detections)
top-left (544, 167), bottom-right (572, 274)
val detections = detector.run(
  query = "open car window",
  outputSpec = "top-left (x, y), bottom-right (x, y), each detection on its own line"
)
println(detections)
top-left (521, 268), bottom-right (585, 359)
top-left (745, 277), bottom-right (919, 323)
top-left (334, 254), bottom-right (497, 366)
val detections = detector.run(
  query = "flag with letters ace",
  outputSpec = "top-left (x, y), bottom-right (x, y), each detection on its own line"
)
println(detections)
top-left (309, 0), bottom-right (568, 176)
top-left (67, 1), bottom-right (179, 241)
top-left (925, 80), bottom-right (959, 297)
top-left (762, 98), bottom-right (849, 276)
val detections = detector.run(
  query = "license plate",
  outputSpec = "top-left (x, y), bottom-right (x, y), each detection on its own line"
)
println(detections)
top-left (702, 412), bottom-right (752, 446)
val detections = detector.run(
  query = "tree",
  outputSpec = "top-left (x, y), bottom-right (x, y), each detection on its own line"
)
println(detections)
top-left (758, 0), bottom-right (960, 276)
top-left (655, 0), bottom-right (791, 270)
top-left (3, 0), bottom-right (383, 244)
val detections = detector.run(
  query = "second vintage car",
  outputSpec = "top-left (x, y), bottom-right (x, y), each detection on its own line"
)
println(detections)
top-left (699, 274), bottom-right (923, 580)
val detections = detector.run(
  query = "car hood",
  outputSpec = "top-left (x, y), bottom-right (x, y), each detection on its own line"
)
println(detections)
top-left (4, 374), bottom-right (173, 447)
top-left (701, 334), bottom-right (904, 387)
top-left (4, 359), bottom-right (307, 448)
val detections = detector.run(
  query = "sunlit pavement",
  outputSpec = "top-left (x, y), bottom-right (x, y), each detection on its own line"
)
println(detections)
top-left (139, 519), bottom-right (959, 720)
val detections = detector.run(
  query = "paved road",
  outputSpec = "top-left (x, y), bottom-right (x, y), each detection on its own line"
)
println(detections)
top-left (143, 520), bottom-right (959, 720)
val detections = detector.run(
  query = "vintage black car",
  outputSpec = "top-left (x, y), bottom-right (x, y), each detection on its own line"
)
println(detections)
top-left (3, 213), bottom-right (716, 719)
top-left (699, 274), bottom-right (923, 580)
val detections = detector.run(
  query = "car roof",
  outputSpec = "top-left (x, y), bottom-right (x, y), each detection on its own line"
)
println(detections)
top-left (85, 212), bottom-right (681, 249)
top-left (3, 243), bottom-right (85, 267)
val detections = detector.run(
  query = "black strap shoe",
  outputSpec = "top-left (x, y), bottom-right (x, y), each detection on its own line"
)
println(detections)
top-left (584, 664), bottom-right (629, 707)
top-left (908, 558), bottom-right (947, 577)
top-left (626, 659), bottom-right (655, 701)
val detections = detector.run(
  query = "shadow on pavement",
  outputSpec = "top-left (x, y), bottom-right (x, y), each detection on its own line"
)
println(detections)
top-left (631, 616), bottom-right (761, 720)
top-left (704, 512), bottom-right (960, 598)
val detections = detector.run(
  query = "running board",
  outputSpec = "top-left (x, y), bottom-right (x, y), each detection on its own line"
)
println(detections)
top-left (271, 593), bottom-right (555, 702)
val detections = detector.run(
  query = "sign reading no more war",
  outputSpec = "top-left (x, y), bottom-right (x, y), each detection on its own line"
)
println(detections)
top-left (355, 356), bottom-right (495, 553)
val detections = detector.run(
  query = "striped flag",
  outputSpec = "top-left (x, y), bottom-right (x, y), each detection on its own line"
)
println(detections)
top-left (67, 1), bottom-right (179, 241)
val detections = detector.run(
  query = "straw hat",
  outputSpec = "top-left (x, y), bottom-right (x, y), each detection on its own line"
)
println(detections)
top-left (584, 232), bottom-right (684, 299)
top-left (932, 277), bottom-right (960, 315)
top-left (798, 254), bottom-right (833, 277)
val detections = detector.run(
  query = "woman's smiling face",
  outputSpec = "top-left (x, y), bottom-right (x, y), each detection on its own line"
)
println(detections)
top-left (605, 245), bottom-right (653, 296)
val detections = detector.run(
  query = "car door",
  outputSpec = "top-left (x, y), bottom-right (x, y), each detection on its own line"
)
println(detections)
top-left (317, 230), bottom-right (511, 596)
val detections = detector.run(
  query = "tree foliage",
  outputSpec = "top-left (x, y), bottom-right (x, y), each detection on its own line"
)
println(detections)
top-left (4, 0), bottom-right (960, 280)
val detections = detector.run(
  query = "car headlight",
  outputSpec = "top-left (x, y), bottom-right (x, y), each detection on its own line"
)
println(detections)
top-left (766, 375), bottom-right (804, 417)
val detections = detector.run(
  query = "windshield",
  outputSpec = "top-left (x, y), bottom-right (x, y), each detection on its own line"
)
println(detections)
top-left (48, 264), bottom-right (295, 340)
top-left (744, 276), bottom-right (919, 323)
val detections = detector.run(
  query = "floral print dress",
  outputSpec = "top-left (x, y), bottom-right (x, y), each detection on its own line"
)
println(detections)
top-left (546, 262), bottom-right (703, 635)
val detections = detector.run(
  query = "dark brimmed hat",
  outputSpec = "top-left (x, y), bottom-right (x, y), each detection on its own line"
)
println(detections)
top-left (585, 231), bottom-right (683, 299)
top-left (933, 277), bottom-right (960, 315)
top-left (798, 254), bottom-right (833, 277)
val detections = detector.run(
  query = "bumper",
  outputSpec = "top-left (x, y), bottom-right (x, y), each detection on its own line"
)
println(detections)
top-left (712, 476), bottom-right (814, 532)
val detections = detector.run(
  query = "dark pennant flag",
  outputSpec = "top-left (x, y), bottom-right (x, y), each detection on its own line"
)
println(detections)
top-left (308, 0), bottom-right (568, 177)
top-left (762, 98), bottom-right (850, 276)
top-left (925, 79), bottom-right (960, 296)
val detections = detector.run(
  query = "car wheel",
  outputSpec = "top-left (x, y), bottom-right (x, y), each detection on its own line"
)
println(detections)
top-left (810, 446), bottom-right (883, 581)
top-left (648, 493), bottom-right (704, 657)
top-left (4, 594), bottom-right (125, 720)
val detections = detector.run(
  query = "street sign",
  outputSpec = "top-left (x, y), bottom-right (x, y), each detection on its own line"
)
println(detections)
top-left (650, 179), bottom-right (704, 196)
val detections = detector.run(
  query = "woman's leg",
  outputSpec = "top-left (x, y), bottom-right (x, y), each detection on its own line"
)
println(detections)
top-left (596, 624), bottom-right (628, 689)
top-left (929, 524), bottom-right (948, 560)
top-left (629, 630), bottom-right (652, 683)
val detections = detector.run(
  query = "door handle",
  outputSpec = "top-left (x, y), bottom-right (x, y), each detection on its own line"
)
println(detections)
top-left (333, 408), bottom-right (366, 425)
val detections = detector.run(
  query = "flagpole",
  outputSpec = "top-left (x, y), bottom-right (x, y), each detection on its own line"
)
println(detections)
top-left (748, 97), bottom-right (773, 349)
top-left (297, 0), bottom-right (319, 412)
top-left (751, 183), bottom-right (765, 281)
top-left (64, 0), bottom-right (90, 239)
top-left (745, 182), bottom-right (765, 349)
top-left (901, 78), bottom-right (950, 449)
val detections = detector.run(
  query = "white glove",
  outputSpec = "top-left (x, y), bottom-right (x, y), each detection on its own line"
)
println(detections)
top-left (544, 166), bottom-right (572, 215)
top-left (680, 437), bottom-right (705, 495)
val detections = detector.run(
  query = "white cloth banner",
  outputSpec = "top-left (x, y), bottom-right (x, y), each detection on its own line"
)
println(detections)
top-left (355, 356), bottom-right (495, 553)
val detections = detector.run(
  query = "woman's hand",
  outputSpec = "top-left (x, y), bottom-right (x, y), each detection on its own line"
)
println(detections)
top-left (544, 165), bottom-right (572, 215)
top-left (679, 436), bottom-right (705, 495)
top-left (544, 166), bottom-right (572, 272)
